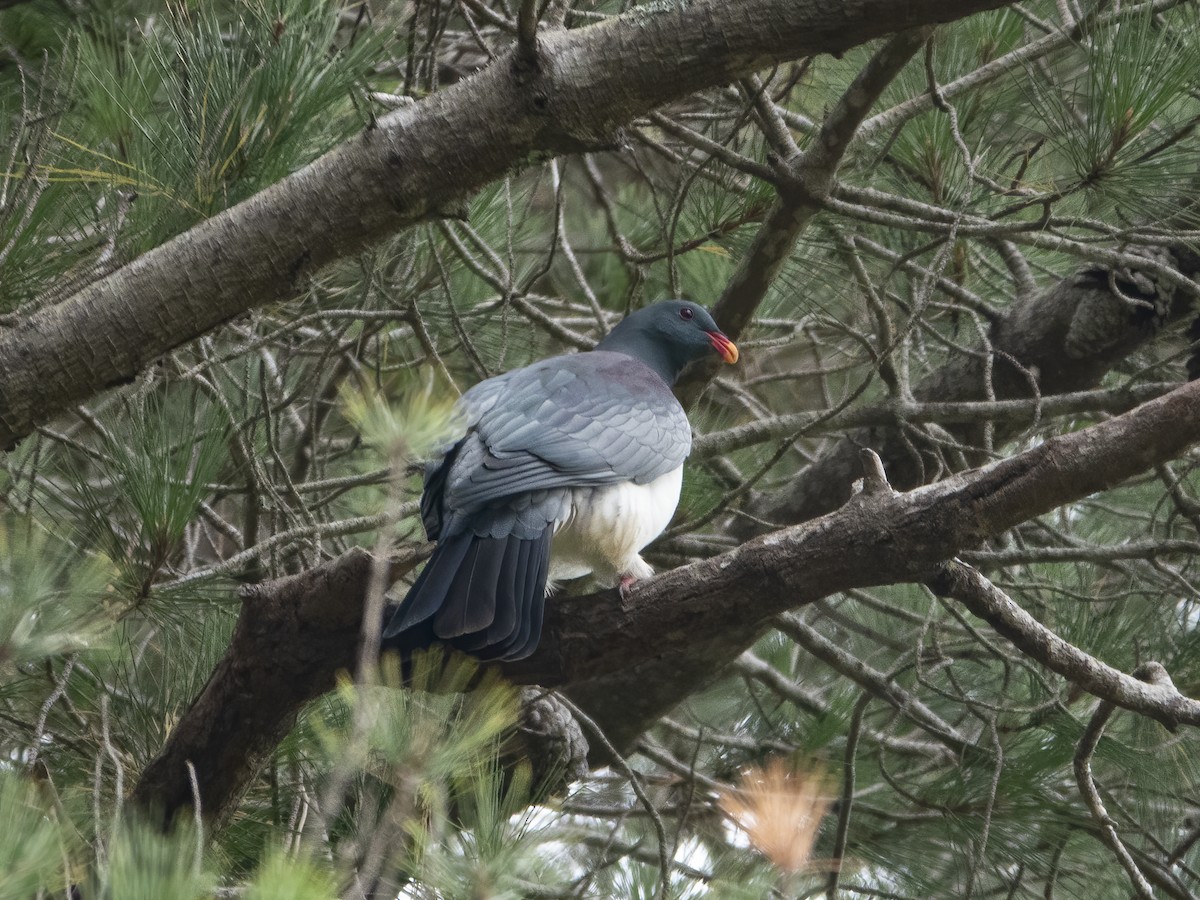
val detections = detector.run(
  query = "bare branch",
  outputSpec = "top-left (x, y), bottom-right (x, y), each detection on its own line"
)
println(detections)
top-left (928, 561), bottom-right (1200, 731)
top-left (695, 382), bottom-right (1179, 458)
top-left (1073, 678), bottom-right (1158, 900)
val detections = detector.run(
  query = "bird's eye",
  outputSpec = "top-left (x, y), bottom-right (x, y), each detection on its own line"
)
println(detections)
top-left (679, 307), bottom-right (694, 321)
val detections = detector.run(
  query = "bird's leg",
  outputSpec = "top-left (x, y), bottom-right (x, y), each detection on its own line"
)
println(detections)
top-left (615, 556), bottom-right (653, 599)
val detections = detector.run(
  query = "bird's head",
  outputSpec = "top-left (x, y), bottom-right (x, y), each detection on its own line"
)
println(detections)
top-left (597, 300), bottom-right (739, 384)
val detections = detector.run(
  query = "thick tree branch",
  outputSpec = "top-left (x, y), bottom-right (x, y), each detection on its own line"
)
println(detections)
top-left (133, 377), bottom-right (1200, 827)
top-left (129, 549), bottom-right (422, 829)
top-left (548, 377), bottom-right (1200, 750)
top-left (0, 0), bottom-right (1014, 451)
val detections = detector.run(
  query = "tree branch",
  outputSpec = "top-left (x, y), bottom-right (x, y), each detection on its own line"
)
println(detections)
top-left (859, 0), bottom-right (1190, 142)
top-left (752, 243), bottom-right (1200, 529)
top-left (694, 382), bottom-right (1179, 458)
top-left (0, 0), bottom-right (1015, 451)
top-left (1072, 670), bottom-right (1160, 900)
top-left (132, 377), bottom-right (1200, 827)
top-left (676, 27), bottom-right (931, 405)
top-left (928, 561), bottom-right (1200, 732)
top-left (130, 547), bottom-right (417, 830)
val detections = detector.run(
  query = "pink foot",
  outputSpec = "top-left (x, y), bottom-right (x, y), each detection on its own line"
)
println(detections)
top-left (618, 573), bottom-right (639, 600)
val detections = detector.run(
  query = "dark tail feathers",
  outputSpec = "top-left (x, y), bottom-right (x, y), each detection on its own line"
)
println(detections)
top-left (381, 527), bottom-right (552, 662)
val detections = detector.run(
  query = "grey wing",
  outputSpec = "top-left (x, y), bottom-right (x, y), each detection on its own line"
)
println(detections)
top-left (430, 352), bottom-right (690, 540)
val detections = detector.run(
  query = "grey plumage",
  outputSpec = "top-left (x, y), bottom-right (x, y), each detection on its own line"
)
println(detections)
top-left (381, 300), bottom-right (737, 661)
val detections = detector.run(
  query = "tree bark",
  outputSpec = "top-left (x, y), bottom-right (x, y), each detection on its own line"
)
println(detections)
top-left (0, 0), bottom-right (1016, 450)
top-left (129, 550), bottom-right (389, 830)
top-left (750, 244), bottom-right (1200, 529)
top-left (132, 377), bottom-right (1200, 827)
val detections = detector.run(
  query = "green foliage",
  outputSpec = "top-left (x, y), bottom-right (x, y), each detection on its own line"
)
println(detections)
top-left (321, 653), bottom-right (519, 785)
top-left (0, 514), bottom-right (113, 676)
top-left (95, 822), bottom-right (214, 900)
top-left (66, 392), bottom-right (230, 600)
top-left (63, 0), bottom-right (381, 250)
top-left (0, 0), bottom-right (388, 314)
top-left (1027, 4), bottom-right (1200, 215)
top-left (417, 762), bottom-right (564, 898)
top-left (0, 68), bottom-right (86, 312)
top-left (341, 373), bottom-right (464, 469)
top-left (242, 850), bottom-right (339, 900)
top-left (0, 774), bottom-right (68, 900)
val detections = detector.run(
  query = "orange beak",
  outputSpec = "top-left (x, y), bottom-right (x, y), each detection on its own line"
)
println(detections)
top-left (707, 331), bottom-right (739, 364)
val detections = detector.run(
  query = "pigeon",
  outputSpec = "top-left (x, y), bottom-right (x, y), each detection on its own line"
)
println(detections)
top-left (381, 300), bottom-right (738, 661)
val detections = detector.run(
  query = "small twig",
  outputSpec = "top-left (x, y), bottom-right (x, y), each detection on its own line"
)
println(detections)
top-left (826, 694), bottom-right (868, 899)
top-left (162, 508), bottom-right (416, 588)
top-left (773, 613), bottom-right (972, 754)
top-left (694, 382), bottom-right (1178, 458)
top-left (552, 692), bottom-right (674, 900)
top-left (648, 110), bottom-right (779, 183)
top-left (186, 762), bottom-right (204, 875)
top-left (457, 0), bottom-right (515, 32)
top-left (965, 717), bottom-right (1004, 900)
top-left (739, 73), bottom-right (800, 160)
top-left (858, 448), bottom-right (892, 496)
top-left (29, 655), bottom-right (77, 768)
top-left (516, 0), bottom-right (541, 59)
top-left (1073, 686), bottom-right (1155, 899)
top-left (860, 0), bottom-right (1185, 140)
top-left (99, 694), bottom-right (125, 840)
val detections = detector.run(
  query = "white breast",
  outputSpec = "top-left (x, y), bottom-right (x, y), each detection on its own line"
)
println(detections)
top-left (548, 466), bottom-right (684, 588)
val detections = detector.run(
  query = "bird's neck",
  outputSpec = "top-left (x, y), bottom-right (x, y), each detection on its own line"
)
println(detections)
top-left (595, 328), bottom-right (684, 385)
